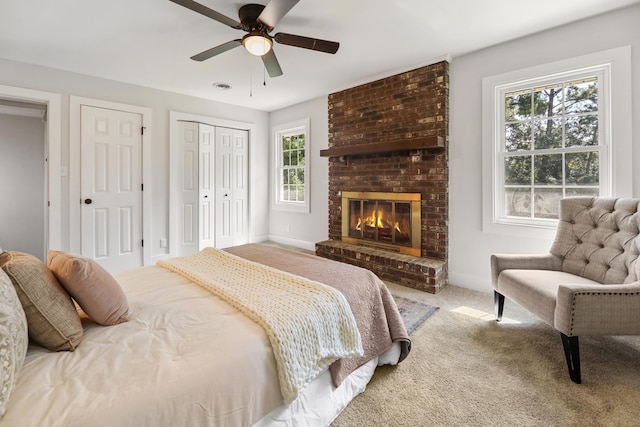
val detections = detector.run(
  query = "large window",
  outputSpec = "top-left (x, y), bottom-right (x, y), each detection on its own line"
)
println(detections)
top-left (273, 119), bottom-right (310, 213)
top-left (482, 47), bottom-right (632, 234)
top-left (502, 74), bottom-right (604, 222)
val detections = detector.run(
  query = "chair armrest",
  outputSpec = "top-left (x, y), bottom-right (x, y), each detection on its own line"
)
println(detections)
top-left (490, 253), bottom-right (562, 286)
top-left (554, 282), bottom-right (640, 336)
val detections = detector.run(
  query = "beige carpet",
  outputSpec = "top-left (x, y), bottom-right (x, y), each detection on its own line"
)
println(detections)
top-left (332, 282), bottom-right (640, 427)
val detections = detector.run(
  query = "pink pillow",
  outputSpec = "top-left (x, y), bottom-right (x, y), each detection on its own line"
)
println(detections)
top-left (47, 250), bottom-right (129, 325)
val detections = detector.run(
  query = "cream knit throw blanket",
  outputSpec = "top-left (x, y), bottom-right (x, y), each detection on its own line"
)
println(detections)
top-left (158, 248), bottom-right (363, 403)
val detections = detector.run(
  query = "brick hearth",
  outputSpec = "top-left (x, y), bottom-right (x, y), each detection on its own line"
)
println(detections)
top-left (316, 61), bottom-right (449, 293)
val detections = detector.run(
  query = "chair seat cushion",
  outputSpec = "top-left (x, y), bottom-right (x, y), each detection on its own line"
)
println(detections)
top-left (497, 269), bottom-right (600, 325)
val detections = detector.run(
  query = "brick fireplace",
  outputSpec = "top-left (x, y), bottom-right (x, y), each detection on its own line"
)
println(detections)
top-left (316, 61), bottom-right (449, 293)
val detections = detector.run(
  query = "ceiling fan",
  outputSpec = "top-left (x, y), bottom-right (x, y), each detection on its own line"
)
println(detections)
top-left (169, 0), bottom-right (340, 77)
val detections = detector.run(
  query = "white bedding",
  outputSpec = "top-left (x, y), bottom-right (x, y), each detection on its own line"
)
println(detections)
top-left (1, 265), bottom-right (398, 427)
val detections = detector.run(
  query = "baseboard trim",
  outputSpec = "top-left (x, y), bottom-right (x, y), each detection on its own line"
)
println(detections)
top-left (266, 235), bottom-right (317, 252)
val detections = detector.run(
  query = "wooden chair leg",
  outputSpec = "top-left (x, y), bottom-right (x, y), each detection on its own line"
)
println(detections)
top-left (494, 291), bottom-right (504, 322)
top-left (560, 333), bottom-right (581, 384)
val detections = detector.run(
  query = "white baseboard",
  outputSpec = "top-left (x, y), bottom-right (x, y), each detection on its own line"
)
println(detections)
top-left (448, 271), bottom-right (493, 294)
top-left (266, 235), bottom-right (317, 252)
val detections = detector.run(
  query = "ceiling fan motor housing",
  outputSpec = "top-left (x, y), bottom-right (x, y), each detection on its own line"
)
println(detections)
top-left (239, 4), bottom-right (269, 31)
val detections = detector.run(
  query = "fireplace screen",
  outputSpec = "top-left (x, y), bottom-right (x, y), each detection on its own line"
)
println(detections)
top-left (342, 192), bottom-right (421, 256)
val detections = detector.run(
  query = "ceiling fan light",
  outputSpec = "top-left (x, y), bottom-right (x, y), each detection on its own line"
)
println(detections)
top-left (243, 34), bottom-right (272, 56)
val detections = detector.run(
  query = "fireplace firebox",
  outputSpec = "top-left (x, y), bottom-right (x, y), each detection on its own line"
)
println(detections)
top-left (341, 191), bottom-right (421, 256)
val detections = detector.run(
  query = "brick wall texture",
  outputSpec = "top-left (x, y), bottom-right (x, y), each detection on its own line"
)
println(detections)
top-left (326, 61), bottom-right (449, 261)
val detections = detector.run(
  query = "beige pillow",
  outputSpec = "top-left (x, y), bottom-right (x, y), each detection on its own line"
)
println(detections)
top-left (47, 250), bottom-right (129, 326)
top-left (0, 251), bottom-right (82, 351)
top-left (0, 266), bottom-right (29, 419)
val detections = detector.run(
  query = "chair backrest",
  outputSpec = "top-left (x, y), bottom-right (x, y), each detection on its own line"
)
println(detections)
top-left (550, 197), bottom-right (640, 284)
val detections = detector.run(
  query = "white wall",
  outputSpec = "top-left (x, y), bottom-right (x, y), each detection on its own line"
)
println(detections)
top-left (0, 58), bottom-right (270, 262)
top-left (0, 113), bottom-right (45, 259)
top-left (268, 96), bottom-right (329, 250)
top-left (449, 4), bottom-right (640, 292)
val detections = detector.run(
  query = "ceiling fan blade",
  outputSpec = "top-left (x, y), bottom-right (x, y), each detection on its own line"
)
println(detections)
top-left (169, 0), bottom-right (242, 29)
top-left (258, 0), bottom-right (300, 30)
top-left (261, 49), bottom-right (283, 78)
top-left (274, 33), bottom-right (339, 54)
top-left (191, 39), bottom-right (242, 61)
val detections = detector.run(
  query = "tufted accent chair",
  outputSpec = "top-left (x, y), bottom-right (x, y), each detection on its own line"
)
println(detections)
top-left (491, 197), bottom-right (640, 383)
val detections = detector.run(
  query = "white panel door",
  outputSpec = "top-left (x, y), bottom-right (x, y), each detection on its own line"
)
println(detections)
top-left (81, 105), bottom-right (142, 272)
top-left (198, 124), bottom-right (215, 250)
top-left (176, 121), bottom-right (199, 256)
top-left (231, 129), bottom-right (249, 246)
top-left (215, 127), bottom-right (233, 249)
top-left (215, 127), bottom-right (249, 248)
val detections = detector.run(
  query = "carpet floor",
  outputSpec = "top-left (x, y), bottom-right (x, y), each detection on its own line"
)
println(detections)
top-left (332, 282), bottom-right (640, 427)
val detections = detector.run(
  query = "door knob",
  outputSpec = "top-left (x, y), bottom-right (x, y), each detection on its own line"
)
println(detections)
top-left (84, 198), bottom-right (92, 205)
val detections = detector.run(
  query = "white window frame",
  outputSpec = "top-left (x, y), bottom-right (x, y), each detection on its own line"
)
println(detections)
top-left (273, 118), bottom-right (310, 213)
top-left (482, 46), bottom-right (632, 238)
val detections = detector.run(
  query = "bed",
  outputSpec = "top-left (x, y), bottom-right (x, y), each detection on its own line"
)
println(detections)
top-left (0, 243), bottom-right (410, 426)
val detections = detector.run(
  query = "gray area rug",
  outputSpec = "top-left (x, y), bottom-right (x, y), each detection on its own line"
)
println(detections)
top-left (393, 296), bottom-right (438, 335)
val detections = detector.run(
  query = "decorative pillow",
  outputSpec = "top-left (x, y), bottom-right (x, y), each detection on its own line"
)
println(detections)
top-left (0, 251), bottom-right (82, 351)
top-left (0, 267), bottom-right (28, 419)
top-left (47, 250), bottom-right (129, 326)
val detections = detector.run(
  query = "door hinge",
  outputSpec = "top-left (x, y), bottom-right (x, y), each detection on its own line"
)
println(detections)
top-left (141, 183), bottom-right (144, 191)
top-left (141, 240), bottom-right (144, 247)
top-left (141, 126), bottom-right (146, 135)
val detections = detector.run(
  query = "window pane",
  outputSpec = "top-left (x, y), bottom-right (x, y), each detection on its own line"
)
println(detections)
top-left (505, 91), bottom-right (532, 121)
top-left (534, 154), bottom-right (562, 185)
top-left (566, 187), bottom-right (599, 197)
top-left (534, 188), bottom-right (562, 219)
top-left (288, 136), bottom-right (298, 150)
top-left (288, 169), bottom-right (297, 185)
top-left (566, 115), bottom-right (598, 147)
top-left (296, 185), bottom-right (305, 202)
top-left (282, 137), bottom-right (291, 151)
top-left (504, 156), bottom-right (531, 185)
top-left (533, 85), bottom-right (563, 117)
top-left (565, 152), bottom-right (599, 185)
top-left (297, 148), bottom-right (305, 165)
top-left (282, 169), bottom-right (289, 185)
top-left (296, 167), bottom-right (304, 184)
top-left (533, 118), bottom-right (562, 149)
top-left (505, 188), bottom-right (531, 217)
top-left (282, 185), bottom-right (290, 201)
top-left (297, 136), bottom-right (305, 150)
top-left (565, 79), bottom-right (598, 114)
top-left (505, 122), bottom-right (532, 151)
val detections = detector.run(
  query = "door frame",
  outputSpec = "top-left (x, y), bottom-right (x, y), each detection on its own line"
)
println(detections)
top-left (0, 84), bottom-right (61, 251)
top-left (169, 111), bottom-right (254, 258)
top-left (70, 96), bottom-right (152, 266)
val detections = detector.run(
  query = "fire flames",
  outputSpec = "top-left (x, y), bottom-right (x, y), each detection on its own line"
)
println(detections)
top-left (355, 208), bottom-right (402, 233)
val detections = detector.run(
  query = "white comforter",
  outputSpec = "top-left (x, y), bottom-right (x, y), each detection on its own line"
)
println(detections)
top-left (2, 266), bottom-right (283, 427)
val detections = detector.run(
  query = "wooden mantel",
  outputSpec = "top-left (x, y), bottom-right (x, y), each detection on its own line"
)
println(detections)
top-left (319, 136), bottom-right (444, 158)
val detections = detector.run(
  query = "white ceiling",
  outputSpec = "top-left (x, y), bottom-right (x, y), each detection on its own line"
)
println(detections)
top-left (1, 0), bottom-right (637, 112)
